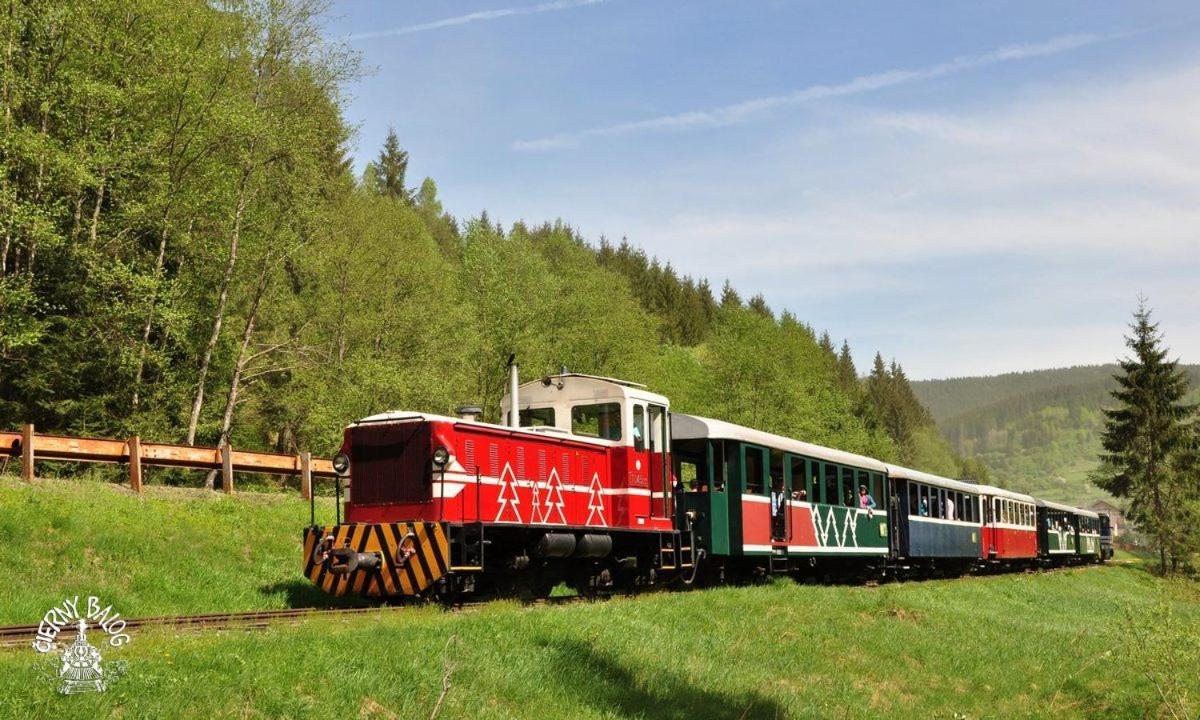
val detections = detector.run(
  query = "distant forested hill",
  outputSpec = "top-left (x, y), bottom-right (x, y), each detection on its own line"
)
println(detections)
top-left (913, 365), bottom-right (1200, 504)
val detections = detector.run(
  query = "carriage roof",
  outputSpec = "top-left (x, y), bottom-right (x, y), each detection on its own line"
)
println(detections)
top-left (884, 464), bottom-right (981, 494)
top-left (671, 413), bottom-right (889, 472)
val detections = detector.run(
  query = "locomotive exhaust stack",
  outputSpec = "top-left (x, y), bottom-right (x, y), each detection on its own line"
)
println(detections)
top-left (508, 355), bottom-right (520, 429)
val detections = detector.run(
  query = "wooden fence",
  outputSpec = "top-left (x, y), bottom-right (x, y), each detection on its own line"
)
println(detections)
top-left (0, 424), bottom-right (336, 499)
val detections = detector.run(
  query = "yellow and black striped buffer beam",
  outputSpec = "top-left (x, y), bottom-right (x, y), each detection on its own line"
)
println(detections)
top-left (302, 522), bottom-right (450, 597)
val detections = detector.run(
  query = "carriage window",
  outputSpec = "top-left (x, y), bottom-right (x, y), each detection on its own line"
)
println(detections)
top-left (572, 403), bottom-right (622, 441)
top-left (790, 456), bottom-right (807, 500)
top-left (918, 484), bottom-right (930, 516)
top-left (770, 450), bottom-right (785, 493)
top-left (678, 460), bottom-right (700, 491)
top-left (871, 473), bottom-right (884, 509)
top-left (714, 441), bottom-right (729, 492)
top-left (824, 464), bottom-right (839, 506)
top-left (519, 407), bottom-right (556, 427)
top-left (744, 448), bottom-right (765, 495)
top-left (842, 467), bottom-right (855, 506)
top-left (857, 470), bottom-right (869, 503)
top-left (809, 460), bottom-right (821, 503)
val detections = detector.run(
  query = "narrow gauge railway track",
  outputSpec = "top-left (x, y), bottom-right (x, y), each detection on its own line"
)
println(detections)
top-left (0, 607), bottom-right (386, 649)
top-left (0, 597), bottom-right (582, 650)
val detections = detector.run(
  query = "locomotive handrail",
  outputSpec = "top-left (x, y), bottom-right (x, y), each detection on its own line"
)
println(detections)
top-left (2, 423), bottom-right (335, 496)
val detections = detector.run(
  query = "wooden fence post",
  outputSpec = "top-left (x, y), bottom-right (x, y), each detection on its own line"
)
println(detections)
top-left (220, 442), bottom-right (234, 494)
top-left (20, 423), bottom-right (34, 482)
top-left (300, 451), bottom-right (312, 500)
top-left (128, 436), bottom-right (143, 493)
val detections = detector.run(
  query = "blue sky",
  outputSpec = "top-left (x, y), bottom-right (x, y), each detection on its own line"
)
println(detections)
top-left (325, 1), bottom-right (1200, 380)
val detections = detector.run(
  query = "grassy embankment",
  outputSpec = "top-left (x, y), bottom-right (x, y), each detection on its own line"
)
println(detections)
top-left (1, 476), bottom-right (1198, 719)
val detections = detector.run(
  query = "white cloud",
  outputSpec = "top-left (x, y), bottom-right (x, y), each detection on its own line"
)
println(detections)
top-left (630, 63), bottom-right (1200, 277)
top-left (591, 62), bottom-right (1200, 377)
top-left (347, 0), bottom-right (611, 41)
top-left (511, 32), bottom-right (1117, 150)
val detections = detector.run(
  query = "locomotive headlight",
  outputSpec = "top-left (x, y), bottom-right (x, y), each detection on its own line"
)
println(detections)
top-left (332, 452), bottom-right (350, 476)
top-left (432, 446), bottom-right (450, 467)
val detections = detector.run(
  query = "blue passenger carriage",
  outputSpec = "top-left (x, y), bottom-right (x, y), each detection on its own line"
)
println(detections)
top-left (888, 465), bottom-right (982, 570)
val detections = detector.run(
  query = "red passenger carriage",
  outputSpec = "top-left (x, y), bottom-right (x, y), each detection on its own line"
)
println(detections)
top-left (978, 485), bottom-right (1038, 562)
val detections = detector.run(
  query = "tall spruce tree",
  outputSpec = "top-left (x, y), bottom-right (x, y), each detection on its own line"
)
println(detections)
top-left (719, 280), bottom-right (742, 309)
top-left (747, 293), bottom-right (772, 319)
top-left (370, 127), bottom-right (411, 202)
top-left (1095, 300), bottom-right (1197, 574)
top-left (836, 340), bottom-right (858, 393)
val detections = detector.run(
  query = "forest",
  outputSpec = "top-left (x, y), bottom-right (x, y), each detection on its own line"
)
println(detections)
top-left (913, 365), bottom-right (1200, 504)
top-left (0, 0), bottom-right (963, 481)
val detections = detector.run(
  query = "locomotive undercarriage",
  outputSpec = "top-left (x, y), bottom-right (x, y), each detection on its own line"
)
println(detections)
top-left (436, 523), bottom-right (699, 603)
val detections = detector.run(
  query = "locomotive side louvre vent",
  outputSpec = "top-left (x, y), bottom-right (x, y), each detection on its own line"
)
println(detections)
top-left (464, 440), bottom-right (475, 473)
top-left (489, 443), bottom-right (499, 476)
top-left (538, 450), bottom-right (547, 483)
top-left (517, 447), bottom-right (526, 482)
top-left (349, 422), bottom-right (432, 505)
top-left (561, 452), bottom-right (570, 484)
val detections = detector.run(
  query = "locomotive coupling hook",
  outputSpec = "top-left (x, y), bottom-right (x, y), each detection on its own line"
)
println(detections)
top-left (327, 546), bottom-right (382, 575)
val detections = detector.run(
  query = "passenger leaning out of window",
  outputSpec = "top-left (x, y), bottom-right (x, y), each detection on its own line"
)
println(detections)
top-left (858, 484), bottom-right (876, 509)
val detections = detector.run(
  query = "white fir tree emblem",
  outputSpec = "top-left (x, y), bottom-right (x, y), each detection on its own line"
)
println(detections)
top-left (494, 463), bottom-right (522, 523)
top-left (585, 472), bottom-right (607, 526)
top-left (542, 467), bottom-right (567, 524)
top-left (529, 473), bottom-right (542, 524)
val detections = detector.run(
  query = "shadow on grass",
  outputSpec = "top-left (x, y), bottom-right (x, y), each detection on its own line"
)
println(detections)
top-left (540, 638), bottom-right (788, 720)
top-left (259, 580), bottom-right (373, 609)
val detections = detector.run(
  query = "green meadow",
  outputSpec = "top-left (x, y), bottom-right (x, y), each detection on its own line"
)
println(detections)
top-left (1, 476), bottom-right (1197, 719)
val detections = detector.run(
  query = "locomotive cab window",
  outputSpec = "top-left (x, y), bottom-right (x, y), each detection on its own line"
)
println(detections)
top-left (519, 407), bottom-right (556, 428)
top-left (572, 403), bottom-right (622, 441)
top-left (632, 405), bottom-right (646, 451)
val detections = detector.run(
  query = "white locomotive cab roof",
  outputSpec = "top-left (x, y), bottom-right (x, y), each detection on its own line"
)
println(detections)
top-left (671, 413), bottom-right (888, 473)
top-left (510, 373), bottom-right (670, 408)
top-left (974, 484), bottom-right (1036, 503)
top-left (884, 464), bottom-right (981, 495)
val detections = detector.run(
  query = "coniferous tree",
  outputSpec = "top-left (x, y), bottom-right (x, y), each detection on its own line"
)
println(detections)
top-left (370, 127), bottom-right (411, 202)
top-left (747, 293), bottom-right (772, 319)
top-left (836, 340), bottom-right (858, 393)
top-left (818, 331), bottom-right (835, 359)
top-left (720, 280), bottom-right (741, 309)
top-left (1094, 300), bottom-right (1197, 574)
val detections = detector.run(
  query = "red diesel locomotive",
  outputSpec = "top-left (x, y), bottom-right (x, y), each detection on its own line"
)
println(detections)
top-left (303, 368), bottom-right (1108, 600)
top-left (304, 369), bottom-right (694, 599)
